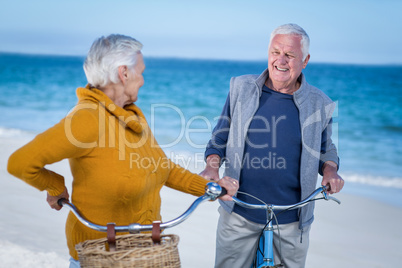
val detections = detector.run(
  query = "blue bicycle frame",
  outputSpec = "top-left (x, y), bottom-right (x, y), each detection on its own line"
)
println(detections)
top-left (232, 186), bottom-right (341, 268)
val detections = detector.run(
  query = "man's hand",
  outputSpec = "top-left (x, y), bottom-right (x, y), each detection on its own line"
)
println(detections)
top-left (216, 176), bottom-right (239, 201)
top-left (199, 154), bottom-right (220, 181)
top-left (47, 187), bottom-right (69, 211)
top-left (321, 161), bottom-right (344, 194)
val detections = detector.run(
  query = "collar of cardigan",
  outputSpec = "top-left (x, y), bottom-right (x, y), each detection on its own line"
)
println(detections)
top-left (76, 85), bottom-right (145, 134)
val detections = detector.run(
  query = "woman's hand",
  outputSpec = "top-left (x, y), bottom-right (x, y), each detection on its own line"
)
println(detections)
top-left (47, 187), bottom-right (70, 211)
top-left (216, 176), bottom-right (239, 201)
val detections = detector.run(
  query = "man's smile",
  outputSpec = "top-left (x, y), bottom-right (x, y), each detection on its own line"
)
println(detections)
top-left (275, 66), bottom-right (289, 72)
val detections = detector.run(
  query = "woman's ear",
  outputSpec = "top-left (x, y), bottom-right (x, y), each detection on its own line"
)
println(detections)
top-left (118, 65), bottom-right (128, 85)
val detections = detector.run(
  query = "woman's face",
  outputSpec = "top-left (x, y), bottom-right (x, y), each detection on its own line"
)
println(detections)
top-left (124, 53), bottom-right (145, 103)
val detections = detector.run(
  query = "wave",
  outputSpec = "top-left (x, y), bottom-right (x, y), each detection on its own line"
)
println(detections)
top-left (383, 125), bottom-right (402, 133)
top-left (0, 127), bottom-right (36, 139)
top-left (342, 173), bottom-right (402, 189)
top-left (0, 240), bottom-right (68, 268)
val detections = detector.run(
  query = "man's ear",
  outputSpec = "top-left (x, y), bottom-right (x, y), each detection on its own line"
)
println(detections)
top-left (303, 54), bottom-right (310, 69)
top-left (118, 65), bottom-right (128, 85)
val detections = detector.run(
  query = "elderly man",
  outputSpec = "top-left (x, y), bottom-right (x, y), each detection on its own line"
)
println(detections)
top-left (200, 24), bottom-right (344, 268)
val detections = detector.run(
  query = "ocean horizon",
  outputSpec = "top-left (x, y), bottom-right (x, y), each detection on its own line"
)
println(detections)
top-left (1, 52), bottom-right (402, 206)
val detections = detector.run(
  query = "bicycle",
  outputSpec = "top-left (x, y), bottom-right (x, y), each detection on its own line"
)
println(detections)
top-left (58, 181), bottom-right (226, 267)
top-left (231, 186), bottom-right (341, 268)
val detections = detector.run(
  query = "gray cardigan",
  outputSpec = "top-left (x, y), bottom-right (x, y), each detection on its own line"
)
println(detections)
top-left (219, 69), bottom-right (339, 229)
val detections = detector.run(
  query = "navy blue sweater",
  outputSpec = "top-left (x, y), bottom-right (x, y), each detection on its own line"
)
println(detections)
top-left (206, 85), bottom-right (302, 224)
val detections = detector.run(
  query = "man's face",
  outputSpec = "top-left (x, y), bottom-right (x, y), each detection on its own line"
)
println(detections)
top-left (268, 34), bottom-right (309, 89)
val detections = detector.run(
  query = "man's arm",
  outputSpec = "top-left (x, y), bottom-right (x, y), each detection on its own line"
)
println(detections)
top-left (200, 94), bottom-right (231, 180)
top-left (200, 154), bottom-right (221, 181)
top-left (321, 161), bottom-right (344, 194)
top-left (319, 117), bottom-right (344, 194)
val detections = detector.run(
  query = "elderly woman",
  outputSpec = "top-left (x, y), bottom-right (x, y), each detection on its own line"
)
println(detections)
top-left (7, 34), bottom-right (238, 267)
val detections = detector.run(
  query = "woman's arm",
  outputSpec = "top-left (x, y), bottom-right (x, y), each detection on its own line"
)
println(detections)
top-left (7, 107), bottom-right (99, 197)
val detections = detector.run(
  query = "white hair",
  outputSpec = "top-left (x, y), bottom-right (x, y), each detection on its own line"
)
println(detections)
top-left (83, 34), bottom-right (143, 88)
top-left (269, 23), bottom-right (310, 61)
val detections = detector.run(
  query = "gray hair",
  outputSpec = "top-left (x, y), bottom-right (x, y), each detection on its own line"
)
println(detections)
top-left (269, 23), bottom-right (310, 61)
top-left (84, 34), bottom-right (143, 88)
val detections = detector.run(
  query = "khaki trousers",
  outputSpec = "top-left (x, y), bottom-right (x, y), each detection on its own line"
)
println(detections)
top-left (215, 206), bottom-right (311, 268)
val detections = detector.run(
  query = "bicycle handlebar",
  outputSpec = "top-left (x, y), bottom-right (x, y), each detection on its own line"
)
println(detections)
top-left (232, 186), bottom-right (341, 211)
top-left (58, 182), bottom-right (225, 234)
top-left (58, 183), bottom-right (340, 234)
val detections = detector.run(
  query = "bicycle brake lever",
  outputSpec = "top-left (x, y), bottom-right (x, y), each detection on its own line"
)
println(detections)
top-left (327, 196), bottom-right (341, 205)
top-left (321, 186), bottom-right (341, 205)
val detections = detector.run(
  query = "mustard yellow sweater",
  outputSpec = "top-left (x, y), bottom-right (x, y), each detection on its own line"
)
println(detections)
top-left (7, 86), bottom-right (209, 260)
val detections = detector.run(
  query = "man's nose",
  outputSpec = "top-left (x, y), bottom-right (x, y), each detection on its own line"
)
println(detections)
top-left (277, 54), bottom-right (287, 64)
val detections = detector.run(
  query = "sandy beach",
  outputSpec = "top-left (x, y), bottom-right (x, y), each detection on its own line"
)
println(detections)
top-left (1, 136), bottom-right (401, 268)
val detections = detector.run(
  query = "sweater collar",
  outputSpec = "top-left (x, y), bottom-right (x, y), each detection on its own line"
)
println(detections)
top-left (255, 69), bottom-right (309, 104)
top-left (76, 85), bottom-right (145, 133)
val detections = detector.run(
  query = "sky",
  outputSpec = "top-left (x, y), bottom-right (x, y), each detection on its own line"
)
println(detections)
top-left (1, 0), bottom-right (402, 65)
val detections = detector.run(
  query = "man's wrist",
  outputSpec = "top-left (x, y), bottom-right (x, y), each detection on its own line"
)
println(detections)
top-left (206, 154), bottom-right (221, 170)
top-left (323, 161), bottom-right (338, 173)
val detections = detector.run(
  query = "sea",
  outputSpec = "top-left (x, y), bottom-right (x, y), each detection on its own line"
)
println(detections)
top-left (1, 52), bottom-right (402, 206)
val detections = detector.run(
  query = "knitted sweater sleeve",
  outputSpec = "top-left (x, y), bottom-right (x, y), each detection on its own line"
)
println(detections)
top-left (164, 161), bottom-right (209, 197)
top-left (7, 107), bottom-right (98, 196)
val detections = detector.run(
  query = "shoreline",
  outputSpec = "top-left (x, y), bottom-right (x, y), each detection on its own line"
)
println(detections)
top-left (1, 136), bottom-right (401, 267)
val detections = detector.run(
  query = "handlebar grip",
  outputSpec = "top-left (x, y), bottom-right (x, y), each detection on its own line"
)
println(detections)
top-left (322, 184), bottom-right (331, 192)
top-left (218, 187), bottom-right (228, 198)
top-left (57, 198), bottom-right (68, 207)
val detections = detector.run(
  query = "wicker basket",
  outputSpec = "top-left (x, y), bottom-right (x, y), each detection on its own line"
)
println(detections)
top-left (75, 233), bottom-right (181, 268)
